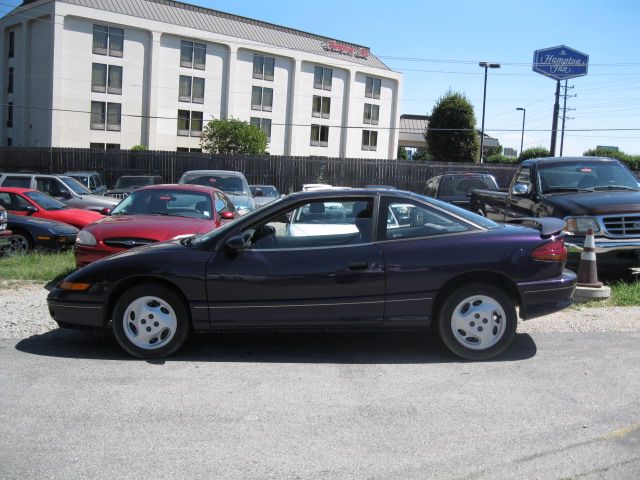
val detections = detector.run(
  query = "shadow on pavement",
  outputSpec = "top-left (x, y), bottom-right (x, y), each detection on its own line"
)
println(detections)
top-left (15, 328), bottom-right (537, 364)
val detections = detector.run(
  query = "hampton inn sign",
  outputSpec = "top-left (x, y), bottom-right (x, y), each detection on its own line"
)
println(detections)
top-left (322, 40), bottom-right (370, 58)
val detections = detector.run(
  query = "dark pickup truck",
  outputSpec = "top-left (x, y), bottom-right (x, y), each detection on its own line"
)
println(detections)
top-left (470, 156), bottom-right (640, 271)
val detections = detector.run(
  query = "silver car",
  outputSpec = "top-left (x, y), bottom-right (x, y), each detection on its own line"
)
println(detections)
top-left (0, 173), bottom-right (118, 212)
top-left (178, 170), bottom-right (255, 215)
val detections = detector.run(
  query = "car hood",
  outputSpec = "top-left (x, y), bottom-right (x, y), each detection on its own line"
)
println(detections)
top-left (85, 214), bottom-right (217, 240)
top-left (71, 195), bottom-right (119, 206)
top-left (545, 190), bottom-right (640, 216)
top-left (8, 215), bottom-right (78, 233)
top-left (50, 209), bottom-right (103, 227)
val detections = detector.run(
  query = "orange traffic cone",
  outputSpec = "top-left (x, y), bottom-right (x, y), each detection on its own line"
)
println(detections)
top-left (576, 229), bottom-right (603, 287)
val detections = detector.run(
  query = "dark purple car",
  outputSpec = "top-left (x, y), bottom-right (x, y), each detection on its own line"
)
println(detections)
top-left (47, 189), bottom-right (576, 360)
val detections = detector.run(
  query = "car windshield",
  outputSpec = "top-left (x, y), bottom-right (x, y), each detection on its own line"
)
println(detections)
top-left (538, 161), bottom-right (640, 194)
top-left (60, 177), bottom-right (92, 195)
top-left (183, 174), bottom-right (248, 195)
top-left (110, 189), bottom-right (214, 219)
top-left (251, 186), bottom-right (279, 197)
top-left (25, 191), bottom-right (67, 210)
top-left (69, 175), bottom-right (89, 186)
top-left (115, 177), bottom-right (156, 189)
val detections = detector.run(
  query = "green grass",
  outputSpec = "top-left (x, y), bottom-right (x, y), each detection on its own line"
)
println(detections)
top-left (0, 250), bottom-right (75, 285)
top-left (579, 278), bottom-right (640, 307)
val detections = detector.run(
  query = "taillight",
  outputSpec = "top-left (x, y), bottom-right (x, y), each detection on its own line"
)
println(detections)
top-left (531, 239), bottom-right (567, 262)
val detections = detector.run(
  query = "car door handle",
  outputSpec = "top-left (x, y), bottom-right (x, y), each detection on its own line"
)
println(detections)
top-left (348, 262), bottom-right (369, 270)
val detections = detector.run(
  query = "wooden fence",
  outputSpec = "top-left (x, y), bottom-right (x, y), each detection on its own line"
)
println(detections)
top-left (0, 147), bottom-right (519, 193)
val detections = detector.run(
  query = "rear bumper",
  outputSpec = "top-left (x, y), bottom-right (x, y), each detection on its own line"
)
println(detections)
top-left (517, 269), bottom-right (577, 320)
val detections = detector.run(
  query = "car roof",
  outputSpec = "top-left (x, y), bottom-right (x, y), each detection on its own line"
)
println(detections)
top-left (521, 156), bottom-right (620, 166)
top-left (287, 187), bottom-right (421, 201)
top-left (65, 171), bottom-right (100, 175)
top-left (181, 170), bottom-right (244, 176)
top-left (116, 175), bottom-right (163, 179)
top-left (131, 184), bottom-right (221, 194)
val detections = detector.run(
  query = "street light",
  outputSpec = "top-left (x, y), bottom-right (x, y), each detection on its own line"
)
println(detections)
top-left (478, 62), bottom-right (501, 163)
top-left (516, 107), bottom-right (526, 157)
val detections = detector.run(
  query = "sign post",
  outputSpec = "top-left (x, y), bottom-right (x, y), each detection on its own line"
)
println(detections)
top-left (532, 45), bottom-right (588, 156)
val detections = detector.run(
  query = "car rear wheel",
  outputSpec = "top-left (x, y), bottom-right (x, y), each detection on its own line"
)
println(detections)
top-left (7, 231), bottom-right (32, 255)
top-left (437, 284), bottom-right (517, 360)
top-left (112, 284), bottom-right (190, 359)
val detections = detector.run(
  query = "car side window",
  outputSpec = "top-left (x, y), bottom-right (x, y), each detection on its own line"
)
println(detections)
top-left (383, 200), bottom-right (471, 241)
top-left (0, 192), bottom-right (10, 209)
top-left (1, 176), bottom-right (31, 188)
top-left (36, 177), bottom-right (67, 197)
top-left (514, 167), bottom-right (532, 193)
top-left (244, 199), bottom-right (374, 250)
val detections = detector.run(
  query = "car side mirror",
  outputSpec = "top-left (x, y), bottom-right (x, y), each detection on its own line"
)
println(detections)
top-left (225, 234), bottom-right (250, 250)
top-left (25, 205), bottom-right (38, 215)
top-left (100, 207), bottom-right (111, 216)
top-left (220, 211), bottom-right (235, 220)
top-left (511, 183), bottom-right (530, 196)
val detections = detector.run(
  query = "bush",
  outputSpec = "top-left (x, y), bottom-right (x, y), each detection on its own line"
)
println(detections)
top-left (584, 147), bottom-right (640, 171)
top-left (485, 154), bottom-right (518, 164)
top-left (519, 147), bottom-right (550, 162)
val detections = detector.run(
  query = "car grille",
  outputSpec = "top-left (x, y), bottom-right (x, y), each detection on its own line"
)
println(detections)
top-left (602, 214), bottom-right (640, 237)
top-left (103, 237), bottom-right (157, 249)
top-left (106, 192), bottom-right (128, 199)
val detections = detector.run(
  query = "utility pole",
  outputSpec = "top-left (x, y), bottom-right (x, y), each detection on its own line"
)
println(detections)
top-left (560, 80), bottom-right (576, 156)
top-left (550, 80), bottom-right (560, 156)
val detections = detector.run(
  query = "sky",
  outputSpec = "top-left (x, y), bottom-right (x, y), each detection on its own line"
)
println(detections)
top-left (192, 0), bottom-right (640, 157)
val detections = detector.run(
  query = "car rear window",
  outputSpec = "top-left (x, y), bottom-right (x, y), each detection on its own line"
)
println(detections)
top-left (439, 176), bottom-right (498, 196)
top-left (182, 174), bottom-right (248, 195)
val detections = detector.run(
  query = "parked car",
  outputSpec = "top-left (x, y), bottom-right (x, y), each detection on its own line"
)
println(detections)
top-left (105, 175), bottom-right (165, 200)
top-left (3, 213), bottom-right (78, 255)
top-left (469, 157), bottom-right (640, 272)
top-left (0, 173), bottom-right (118, 211)
top-left (0, 188), bottom-right (103, 229)
top-left (424, 172), bottom-right (499, 210)
top-left (48, 188), bottom-right (576, 360)
top-left (0, 206), bottom-right (11, 250)
top-left (250, 184), bottom-right (281, 208)
top-left (178, 170), bottom-right (255, 215)
top-left (74, 184), bottom-right (238, 267)
top-left (65, 171), bottom-right (107, 195)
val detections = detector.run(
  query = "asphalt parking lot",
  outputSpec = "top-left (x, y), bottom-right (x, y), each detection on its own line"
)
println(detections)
top-left (1, 284), bottom-right (640, 479)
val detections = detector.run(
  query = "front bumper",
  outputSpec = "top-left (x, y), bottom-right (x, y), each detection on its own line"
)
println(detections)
top-left (0, 230), bottom-right (11, 248)
top-left (47, 287), bottom-right (106, 329)
top-left (75, 244), bottom-right (122, 267)
top-left (565, 236), bottom-right (640, 269)
top-left (517, 269), bottom-right (577, 320)
top-left (35, 233), bottom-right (77, 251)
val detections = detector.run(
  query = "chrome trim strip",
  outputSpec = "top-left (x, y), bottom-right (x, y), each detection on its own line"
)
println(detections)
top-left (386, 297), bottom-right (432, 303)
top-left (48, 302), bottom-right (103, 310)
top-left (208, 300), bottom-right (385, 310)
top-left (522, 285), bottom-right (576, 294)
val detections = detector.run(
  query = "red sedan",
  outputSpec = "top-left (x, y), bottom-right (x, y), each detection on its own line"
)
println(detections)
top-left (75, 184), bottom-right (238, 267)
top-left (0, 187), bottom-right (103, 229)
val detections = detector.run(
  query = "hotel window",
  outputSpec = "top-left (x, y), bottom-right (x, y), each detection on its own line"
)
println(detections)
top-left (365, 76), bottom-right (381, 99)
top-left (310, 125), bottom-right (329, 147)
top-left (253, 54), bottom-right (275, 81)
top-left (8, 67), bottom-right (13, 93)
top-left (90, 101), bottom-right (121, 130)
top-left (361, 130), bottom-right (378, 151)
top-left (314, 66), bottom-right (332, 91)
top-left (91, 64), bottom-right (122, 94)
top-left (179, 76), bottom-right (204, 103)
top-left (180, 41), bottom-right (206, 70)
top-left (251, 86), bottom-right (273, 111)
top-left (93, 25), bottom-right (123, 57)
top-left (177, 110), bottom-right (203, 137)
top-left (6, 102), bottom-right (13, 128)
top-left (312, 96), bottom-right (331, 119)
top-left (250, 117), bottom-right (272, 141)
top-left (8, 31), bottom-right (14, 58)
top-left (363, 103), bottom-right (379, 125)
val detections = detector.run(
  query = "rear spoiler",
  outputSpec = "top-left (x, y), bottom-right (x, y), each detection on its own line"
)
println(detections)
top-left (507, 217), bottom-right (566, 238)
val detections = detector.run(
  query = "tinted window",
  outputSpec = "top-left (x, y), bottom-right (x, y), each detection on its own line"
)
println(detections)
top-left (182, 174), bottom-right (248, 194)
top-left (537, 160), bottom-right (640, 193)
top-left (440, 176), bottom-right (498, 196)
top-left (60, 177), bottom-right (91, 195)
top-left (1, 176), bottom-right (31, 188)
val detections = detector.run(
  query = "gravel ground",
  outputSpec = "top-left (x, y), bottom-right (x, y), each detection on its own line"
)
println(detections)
top-left (1, 281), bottom-right (639, 339)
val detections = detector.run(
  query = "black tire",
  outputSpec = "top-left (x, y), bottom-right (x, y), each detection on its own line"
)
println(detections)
top-left (437, 283), bottom-right (517, 360)
top-left (112, 284), bottom-right (191, 359)
top-left (7, 230), bottom-right (33, 255)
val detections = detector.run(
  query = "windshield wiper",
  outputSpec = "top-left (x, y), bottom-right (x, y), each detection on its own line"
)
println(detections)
top-left (593, 185), bottom-right (640, 191)
top-left (544, 187), bottom-right (594, 193)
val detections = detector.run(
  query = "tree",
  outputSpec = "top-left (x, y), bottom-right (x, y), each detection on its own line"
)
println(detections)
top-left (519, 147), bottom-right (550, 162)
top-left (411, 147), bottom-right (431, 161)
top-left (397, 146), bottom-right (408, 161)
top-left (130, 144), bottom-right (148, 151)
top-left (486, 145), bottom-right (502, 157)
top-left (584, 147), bottom-right (640, 170)
top-left (425, 90), bottom-right (478, 162)
top-left (200, 118), bottom-right (268, 154)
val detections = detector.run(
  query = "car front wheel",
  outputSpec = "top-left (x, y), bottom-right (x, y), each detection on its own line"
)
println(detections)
top-left (7, 231), bottom-right (32, 255)
top-left (112, 284), bottom-right (191, 359)
top-left (437, 284), bottom-right (517, 360)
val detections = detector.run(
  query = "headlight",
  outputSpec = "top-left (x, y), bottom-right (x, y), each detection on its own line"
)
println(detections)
top-left (564, 216), bottom-right (601, 234)
top-left (76, 230), bottom-right (97, 246)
